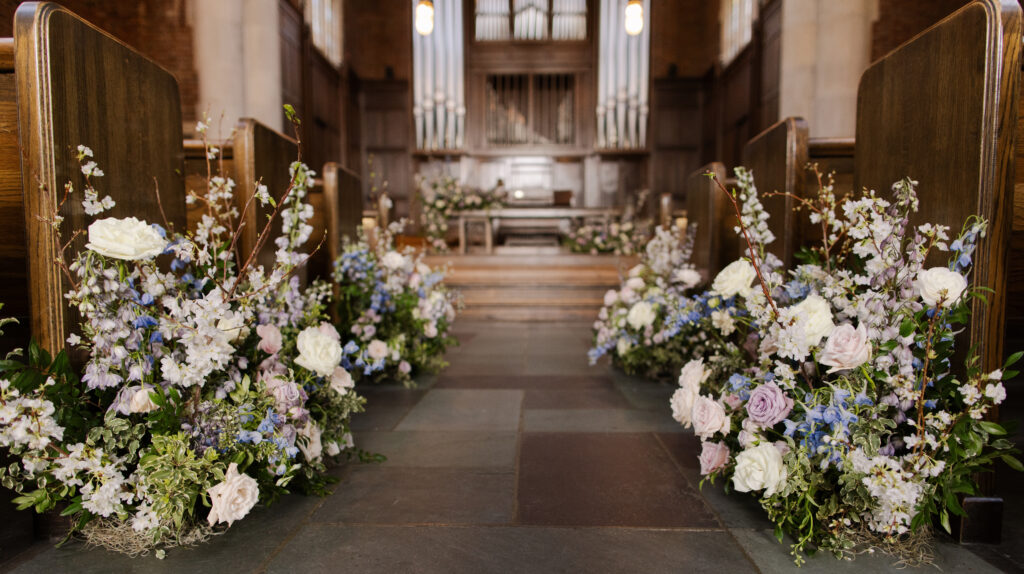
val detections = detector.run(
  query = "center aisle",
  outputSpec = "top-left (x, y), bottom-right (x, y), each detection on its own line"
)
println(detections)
top-left (8, 321), bottom-right (1001, 573)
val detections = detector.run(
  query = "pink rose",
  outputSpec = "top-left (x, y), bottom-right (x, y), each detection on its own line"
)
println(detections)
top-left (317, 322), bottom-right (341, 341)
top-left (699, 441), bottom-right (731, 475)
top-left (691, 396), bottom-right (731, 440)
top-left (266, 376), bottom-right (305, 410)
top-left (818, 323), bottom-right (871, 373)
top-left (722, 394), bottom-right (743, 410)
top-left (256, 324), bottom-right (282, 354)
top-left (745, 382), bottom-right (793, 428)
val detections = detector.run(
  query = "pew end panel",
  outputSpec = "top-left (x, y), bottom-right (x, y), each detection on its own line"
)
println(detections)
top-left (322, 162), bottom-right (363, 267)
top-left (742, 117), bottom-right (810, 270)
top-left (232, 118), bottom-right (299, 274)
top-left (686, 162), bottom-right (740, 283)
top-left (854, 0), bottom-right (1021, 377)
top-left (183, 137), bottom-right (236, 233)
top-left (14, 1), bottom-right (187, 357)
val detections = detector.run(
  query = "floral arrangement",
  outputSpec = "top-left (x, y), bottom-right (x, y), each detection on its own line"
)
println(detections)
top-left (418, 176), bottom-right (507, 252)
top-left (332, 221), bottom-right (459, 387)
top-left (564, 220), bottom-right (651, 255)
top-left (669, 168), bottom-right (1020, 563)
top-left (0, 115), bottom-right (369, 555)
top-left (589, 224), bottom-right (705, 378)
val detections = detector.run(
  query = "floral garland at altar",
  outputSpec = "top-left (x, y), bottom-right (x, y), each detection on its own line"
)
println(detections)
top-left (418, 176), bottom-right (507, 252)
top-left (331, 221), bottom-right (460, 387)
top-left (668, 168), bottom-right (1021, 564)
top-left (0, 118), bottom-right (371, 555)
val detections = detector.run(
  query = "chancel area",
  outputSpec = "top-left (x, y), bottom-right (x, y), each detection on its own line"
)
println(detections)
top-left (0, 0), bottom-right (1021, 572)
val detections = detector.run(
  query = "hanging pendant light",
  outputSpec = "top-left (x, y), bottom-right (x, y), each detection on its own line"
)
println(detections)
top-left (624, 0), bottom-right (643, 36)
top-left (416, 0), bottom-right (435, 36)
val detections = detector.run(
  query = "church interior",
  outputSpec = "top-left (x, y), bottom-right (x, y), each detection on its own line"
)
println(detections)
top-left (0, 0), bottom-right (1021, 571)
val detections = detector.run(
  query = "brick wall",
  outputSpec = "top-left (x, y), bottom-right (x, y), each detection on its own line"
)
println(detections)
top-left (0, 0), bottom-right (198, 123)
top-left (871, 0), bottom-right (970, 61)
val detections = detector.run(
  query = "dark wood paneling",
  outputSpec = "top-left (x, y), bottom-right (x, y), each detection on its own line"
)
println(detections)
top-left (854, 0), bottom-right (1020, 376)
top-left (14, 2), bottom-right (187, 357)
top-left (742, 117), bottom-right (809, 269)
top-left (280, 0), bottom-right (305, 130)
top-left (686, 162), bottom-right (739, 281)
top-left (233, 119), bottom-right (300, 271)
top-left (360, 79), bottom-right (411, 219)
top-left (651, 78), bottom-right (703, 204)
top-left (323, 162), bottom-right (363, 265)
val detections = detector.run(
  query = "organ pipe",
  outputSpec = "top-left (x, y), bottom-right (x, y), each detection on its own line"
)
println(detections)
top-left (597, 0), bottom-right (650, 150)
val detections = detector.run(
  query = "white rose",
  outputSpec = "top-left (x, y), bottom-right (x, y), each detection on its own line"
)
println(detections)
top-left (691, 396), bottom-right (730, 440)
top-left (626, 301), bottom-right (656, 330)
top-left (626, 277), bottom-right (645, 290)
top-left (295, 326), bottom-right (343, 377)
top-left (129, 387), bottom-right (159, 413)
top-left (616, 338), bottom-right (631, 356)
top-left (381, 251), bottom-right (407, 270)
top-left (217, 313), bottom-right (250, 343)
top-left (297, 421), bottom-right (323, 463)
top-left (367, 339), bottom-right (389, 361)
top-left (330, 367), bottom-right (354, 396)
top-left (86, 217), bottom-right (168, 261)
top-left (915, 267), bottom-right (968, 307)
top-left (670, 386), bottom-right (698, 428)
top-left (790, 294), bottom-right (835, 347)
top-left (604, 289), bottom-right (619, 307)
top-left (674, 268), bottom-right (702, 289)
top-left (712, 260), bottom-right (757, 299)
top-left (207, 462), bottom-right (259, 526)
top-left (677, 358), bottom-right (710, 393)
top-left (424, 322), bottom-right (438, 338)
top-left (732, 443), bottom-right (787, 497)
top-left (818, 323), bottom-right (871, 373)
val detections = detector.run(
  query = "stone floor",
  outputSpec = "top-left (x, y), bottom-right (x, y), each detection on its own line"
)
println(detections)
top-left (3, 321), bottom-right (1015, 573)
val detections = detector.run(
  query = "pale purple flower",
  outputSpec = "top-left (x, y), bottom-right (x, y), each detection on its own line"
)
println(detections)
top-left (745, 382), bottom-right (793, 428)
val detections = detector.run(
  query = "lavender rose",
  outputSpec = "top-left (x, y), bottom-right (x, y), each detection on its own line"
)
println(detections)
top-left (818, 323), bottom-right (871, 373)
top-left (699, 441), bottom-right (730, 475)
top-left (745, 382), bottom-right (793, 428)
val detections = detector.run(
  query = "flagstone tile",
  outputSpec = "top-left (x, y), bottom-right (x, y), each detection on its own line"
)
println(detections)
top-left (434, 374), bottom-right (613, 390)
top-left (517, 433), bottom-right (719, 528)
top-left (729, 528), bottom-right (1001, 573)
top-left (522, 388), bottom-right (628, 410)
top-left (312, 467), bottom-right (514, 526)
top-left (613, 380), bottom-right (676, 411)
top-left (522, 408), bottom-right (683, 433)
top-left (352, 431), bottom-right (517, 468)
top-left (395, 390), bottom-right (523, 432)
top-left (349, 389), bottom-right (428, 432)
top-left (264, 524), bottom-right (756, 574)
top-left (8, 492), bottom-right (326, 573)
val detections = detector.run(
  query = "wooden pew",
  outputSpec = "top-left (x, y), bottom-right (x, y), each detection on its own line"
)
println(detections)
top-left (685, 162), bottom-right (740, 283)
top-left (0, 1), bottom-right (189, 552)
top-left (321, 162), bottom-right (363, 266)
top-left (855, 0), bottom-right (1020, 379)
top-left (854, 0), bottom-right (1020, 542)
top-left (12, 1), bottom-right (188, 357)
top-left (184, 132), bottom-right (361, 281)
top-left (742, 118), bottom-right (856, 269)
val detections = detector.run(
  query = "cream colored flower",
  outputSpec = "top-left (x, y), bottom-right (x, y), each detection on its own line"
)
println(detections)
top-left (330, 367), bottom-right (354, 396)
top-left (295, 326), bottom-right (343, 377)
top-left (367, 339), bottom-right (389, 361)
top-left (297, 421), bottom-right (323, 463)
top-left (915, 267), bottom-right (967, 307)
top-left (691, 396), bottom-right (730, 440)
top-left (712, 260), bottom-right (757, 299)
top-left (626, 301), bottom-right (656, 330)
top-left (86, 217), bottom-right (167, 261)
top-left (207, 463), bottom-right (259, 526)
top-left (732, 443), bottom-right (787, 497)
top-left (791, 294), bottom-right (835, 347)
top-left (129, 387), bottom-right (159, 414)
